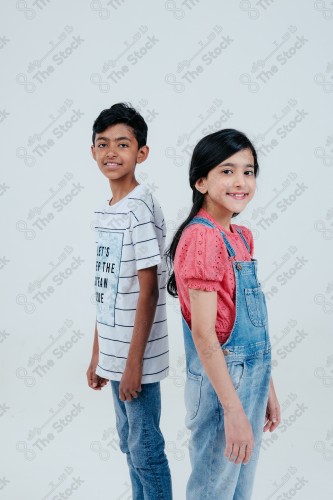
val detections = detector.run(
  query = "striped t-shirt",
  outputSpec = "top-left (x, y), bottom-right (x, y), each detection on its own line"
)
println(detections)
top-left (94, 184), bottom-right (169, 383)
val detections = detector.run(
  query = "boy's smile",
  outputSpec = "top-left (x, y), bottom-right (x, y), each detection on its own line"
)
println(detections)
top-left (91, 123), bottom-right (149, 184)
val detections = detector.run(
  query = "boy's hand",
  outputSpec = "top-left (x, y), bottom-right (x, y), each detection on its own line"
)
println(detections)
top-left (119, 364), bottom-right (142, 402)
top-left (86, 354), bottom-right (108, 390)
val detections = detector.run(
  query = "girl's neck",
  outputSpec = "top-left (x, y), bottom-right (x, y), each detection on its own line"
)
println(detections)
top-left (109, 178), bottom-right (139, 206)
top-left (201, 203), bottom-right (232, 232)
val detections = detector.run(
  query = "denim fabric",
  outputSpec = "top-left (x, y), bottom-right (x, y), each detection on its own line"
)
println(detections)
top-left (183, 216), bottom-right (272, 500)
top-left (111, 381), bottom-right (172, 500)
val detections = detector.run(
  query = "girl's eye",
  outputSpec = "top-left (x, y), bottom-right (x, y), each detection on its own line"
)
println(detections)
top-left (245, 170), bottom-right (254, 176)
top-left (222, 169), bottom-right (233, 175)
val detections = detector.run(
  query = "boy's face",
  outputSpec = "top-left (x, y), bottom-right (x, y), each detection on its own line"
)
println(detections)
top-left (91, 123), bottom-right (149, 182)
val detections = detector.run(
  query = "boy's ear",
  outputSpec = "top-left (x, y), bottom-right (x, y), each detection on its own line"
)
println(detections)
top-left (91, 144), bottom-right (96, 160)
top-left (137, 145), bottom-right (149, 164)
top-left (195, 177), bottom-right (208, 194)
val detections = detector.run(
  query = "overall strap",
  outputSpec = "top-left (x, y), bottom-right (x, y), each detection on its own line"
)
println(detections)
top-left (235, 227), bottom-right (251, 254)
top-left (187, 216), bottom-right (236, 258)
top-left (187, 216), bottom-right (215, 229)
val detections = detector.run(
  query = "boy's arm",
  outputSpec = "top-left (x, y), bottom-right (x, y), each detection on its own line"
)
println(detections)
top-left (119, 265), bottom-right (159, 401)
top-left (91, 321), bottom-right (99, 355)
top-left (86, 321), bottom-right (108, 390)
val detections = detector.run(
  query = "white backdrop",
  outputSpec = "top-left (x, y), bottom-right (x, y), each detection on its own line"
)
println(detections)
top-left (1, 1), bottom-right (333, 498)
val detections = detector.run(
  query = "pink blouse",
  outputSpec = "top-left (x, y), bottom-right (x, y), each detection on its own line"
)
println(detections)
top-left (174, 208), bottom-right (254, 344)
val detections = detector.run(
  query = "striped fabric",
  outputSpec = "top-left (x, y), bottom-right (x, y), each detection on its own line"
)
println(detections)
top-left (94, 184), bottom-right (169, 383)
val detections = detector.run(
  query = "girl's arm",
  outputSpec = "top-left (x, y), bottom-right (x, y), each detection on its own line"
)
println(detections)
top-left (189, 288), bottom-right (254, 465)
top-left (264, 376), bottom-right (280, 432)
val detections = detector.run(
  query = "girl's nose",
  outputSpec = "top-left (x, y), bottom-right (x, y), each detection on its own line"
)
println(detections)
top-left (234, 173), bottom-right (245, 187)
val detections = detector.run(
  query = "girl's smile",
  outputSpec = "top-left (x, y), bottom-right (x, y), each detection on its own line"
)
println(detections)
top-left (227, 193), bottom-right (248, 199)
top-left (195, 148), bottom-right (256, 229)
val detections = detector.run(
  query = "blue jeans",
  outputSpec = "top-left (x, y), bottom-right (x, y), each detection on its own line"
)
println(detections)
top-left (111, 381), bottom-right (172, 500)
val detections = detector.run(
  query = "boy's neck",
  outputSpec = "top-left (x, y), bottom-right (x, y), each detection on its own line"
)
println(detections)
top-left (108, 177), bottom-right (139, 206)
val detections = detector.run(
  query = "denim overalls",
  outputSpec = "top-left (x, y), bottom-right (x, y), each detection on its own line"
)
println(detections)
top-left (182, 216), bottom-right (271, 500)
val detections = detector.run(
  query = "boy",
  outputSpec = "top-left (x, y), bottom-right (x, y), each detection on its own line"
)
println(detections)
top-left (86, 103), bottom-right (172, 499)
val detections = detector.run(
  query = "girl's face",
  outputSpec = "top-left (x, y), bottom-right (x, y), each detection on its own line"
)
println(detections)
top-left (195, 148), bottom-right (256, 221)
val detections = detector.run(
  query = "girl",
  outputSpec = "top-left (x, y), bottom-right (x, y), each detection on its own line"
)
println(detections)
top-left (167, 129), bottom-right (280, 499)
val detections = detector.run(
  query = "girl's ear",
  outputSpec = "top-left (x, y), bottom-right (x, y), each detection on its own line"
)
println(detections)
top-left (195, 177), bottom-right (208, 194)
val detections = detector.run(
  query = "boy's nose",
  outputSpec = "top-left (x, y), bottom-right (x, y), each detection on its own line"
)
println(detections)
top-left (106, 148), bottom-right (117, 158)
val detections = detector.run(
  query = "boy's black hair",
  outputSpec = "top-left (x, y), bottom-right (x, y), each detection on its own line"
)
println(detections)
top-left (92, 102), bottom-right (148, 148)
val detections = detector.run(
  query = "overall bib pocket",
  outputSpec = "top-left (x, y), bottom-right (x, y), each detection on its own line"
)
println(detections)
top-left (244, 287), bottom-right (267, 327)
top-left (185, 368), bottom-right (203, 421)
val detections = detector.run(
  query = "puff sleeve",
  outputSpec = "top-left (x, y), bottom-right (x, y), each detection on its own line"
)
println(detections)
top-left (177, 224), bottom-right (226, 291)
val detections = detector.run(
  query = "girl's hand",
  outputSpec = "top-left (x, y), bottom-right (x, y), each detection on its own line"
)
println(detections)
top-left (263, 377), bottom-right (280, 432)
top-left (224, 406), bottom-right (254, 464)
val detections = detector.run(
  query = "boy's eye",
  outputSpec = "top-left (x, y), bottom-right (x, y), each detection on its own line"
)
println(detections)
top-left (97, 143), bottom-right (106, 148)
top-left (119, 143), bottom-right (128, 148)
top-left (245, 170), bottom-right (254, 175)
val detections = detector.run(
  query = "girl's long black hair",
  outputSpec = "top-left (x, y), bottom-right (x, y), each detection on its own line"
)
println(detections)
top-left (166, 129), bottom-right (259, 298)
